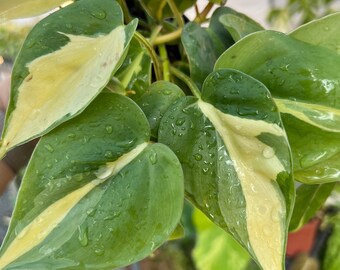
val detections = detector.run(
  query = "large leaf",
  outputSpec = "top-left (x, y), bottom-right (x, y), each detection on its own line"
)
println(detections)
top-left (289, 183), bottom-right (335, 231)
top-left (139, 0), bottom-right (195, 21)
top-left (136, 81), bottom-right (185, 138)
top-left (114, 38), bottom-right (152, 99)
top-left (0, 0), bottom-right (137, 158)
top-left (215, 30), bottom-right (340, 184)
top-left (159, 69), bottom-right (294, 270)
top-left (0, 92), bottom-right (184, 269)
top-left (290, 12), bottom-right (340, 53)
top-left (0, 0), bottom-right (67, 23)
top-left (193, 209), bottom-right (251, 270)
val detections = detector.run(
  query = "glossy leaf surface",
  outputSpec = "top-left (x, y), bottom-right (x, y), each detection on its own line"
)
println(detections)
top-left (136, 81), bottom-right (185, 138)
top-left (115, 38), bottom-right (152, 99)
top-left (215, 30), bottom-right (340, 184)
top-left (0, 93), bottom-right (184, 269)
top-left (159, 69), bottom-right (294, 270)
top-left (0, 0), bottom-right (67, 23)
top-left (0, 0), bottom-right (137, 158)
top-left (289, 183), bottom-right (335, 231)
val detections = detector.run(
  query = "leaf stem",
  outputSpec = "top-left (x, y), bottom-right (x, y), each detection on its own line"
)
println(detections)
top-left (153, 28), bottom-right (182, 45)
top-left (134, 32), bottom-right (163, 81)
top-left (170, 67), bottom-right (201, 98)
top-left (159, 44), bottom-right (170, 81)
top-left (117, 0), bottom-right (132, 23)
top-left (194, 2), bottom-right (214, 23)
top-left (166, 0), bottom-right (184, 27)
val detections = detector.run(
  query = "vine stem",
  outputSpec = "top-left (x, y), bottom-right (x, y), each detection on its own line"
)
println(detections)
top-left (117, 0), bottom-right (132, 23)
top-left (134, 32), bottom-right (163, 81)
top-left (159, 44), bottom-right (170, 81)
top-left (166, 0), bottom-right (184, 27)
top-left (170, 67), bottom-right (201, 99)
top-left (153, 28), bottom-right (182, 45)
top-left (194, 2), bottom-right (214, 23)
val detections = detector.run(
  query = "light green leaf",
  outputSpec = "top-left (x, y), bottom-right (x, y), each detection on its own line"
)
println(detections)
top-left (159, 69), bottom-right (294, 270)
top-left (215, 30), bottom-right (340, 184)
top-left (0, 0), bottom-right (68, 23)
top-left (289, 183), bottom-right (335, 231)
top-left (323, 214), bottom-right (340, 270)
top-left (290, 12), bottom-right (340, 54)
top-left (0, 93), bottom-right (184, 269)
top-left (219, 13), bottom-right (263, 42)
top-left (115, 38), bottom-right (152, 99)
top-left (193, 209), bottom-right (250, 270)
top-left (136, 81), bottom-right (185, 138)
top-left (0, 0), bottom-right (138, 159)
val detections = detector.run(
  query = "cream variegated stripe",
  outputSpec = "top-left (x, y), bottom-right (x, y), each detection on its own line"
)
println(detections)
top-left (198, 100), bottom-right (286, 270)
top-left (0, 142), bottom-right (148, 269)
top-left (0, 26), bottom-right (126, 157)
top-left (275, 98), bottom-right (340, 132)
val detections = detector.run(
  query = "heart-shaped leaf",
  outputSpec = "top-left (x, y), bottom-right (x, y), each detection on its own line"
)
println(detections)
top-left (159, 69), bottom-right (294, 270)
top-left (0, 0), bottom-right (137, 158)
top-left (215, 30), bottom-right (340, 184)
top-left (0, 92), bottom-right (184, 269)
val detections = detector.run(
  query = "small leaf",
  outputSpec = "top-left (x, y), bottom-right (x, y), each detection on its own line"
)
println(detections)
top-left (0, 0), bottom-right (137, 158)
top-left (0, 0), bottom-right (68, 23)
top-left (289, 183), bottom-right (335, 231)
top-left (136, 81), bottom-right (185, 138)
top-left (290, 12), bottom-right (340, 54)
top-left (215, 30), bottom-right (340, 184)
top-left (323, 214), bottom-right (340, 270)
top-left (0, 93), bottom-right (184, 269)
top-left (219, 13), bottom-right (264, 41)
top-left (159, 69), bottom-right (294, 270)
top-left (115, 38), bottom-right (152, 99)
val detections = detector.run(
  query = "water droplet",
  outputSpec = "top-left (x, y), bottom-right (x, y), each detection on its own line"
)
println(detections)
top-left (324, 26), bottom-right (329, 31)
top-left (237, 107), bottom-right (259, 116)
top-left (175, 118), bottom-right (185, 126)
top-left (65, 23), bottom-right (72, 29)
top-left (149, 151), bottom-right (157, 164)
top-left (86, 208), bottom-right (96, 217)
top-left (202, 167), bottom-right (209, 174)
top-left (68, 133), bottom-right (76, 138)
top-left (78, 225), bottom-right (88, 247)
top-left (94, 244), bottom-right (105, 255)
top-left (262, 146), bottom-right (275, 159)
top-left (44, 144), bottom-right (54, 152)
top-left (91, 10), bottom-right (107, 20)
top-left (163, 90), bottom-right (172, 95)
top-left (194, 153), bottom-right (202, 161)
top-left (105, 125), bottom-right (113, 134)
top-left (105, 151), bottom-right (113, 159)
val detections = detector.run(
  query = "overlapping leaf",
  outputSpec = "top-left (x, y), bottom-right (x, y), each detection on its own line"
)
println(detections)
top-left (215, 29), bottom-right (340, 184)
top-left (159, 69), bottom-right (294, 270)
top-left (0, 0), bottom-right (137, 158)
top-left (136, 81), bottom-right (185, 138)
top-left (0, 92), bottom-right (184, 269)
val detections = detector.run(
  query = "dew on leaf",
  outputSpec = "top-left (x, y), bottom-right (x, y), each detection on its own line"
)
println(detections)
top-left (194, 153), bottom-right (202, 161)
top-left (44, 144), bottom-right (54, 153)
top-left (78, 225), bottom-right (88, 247)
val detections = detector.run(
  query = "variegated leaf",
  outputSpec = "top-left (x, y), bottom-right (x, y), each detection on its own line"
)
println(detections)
top-left (0, 0), bottom-right (137, 158)
top-left (0, 0), bottom-right (67, 23)
top-left (159, 69), bottom-right (294, 270)
top-left (215, 30), bottom-right (340, 184)
top-left (0, 92), bottom-right (184, 269)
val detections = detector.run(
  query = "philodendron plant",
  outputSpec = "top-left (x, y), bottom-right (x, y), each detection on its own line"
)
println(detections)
top-left (0, 0), bottom-right (339, 269)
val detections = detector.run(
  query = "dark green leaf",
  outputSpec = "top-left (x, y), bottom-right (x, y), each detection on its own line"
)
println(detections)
top-left (289, 183), bottom-right (335, 231)
top-left (0, 93), bottom-right (184, 269)
top-left (159, 69), bottom-right (294, 270)
top-left (136, 81), bottom-right (185, 138)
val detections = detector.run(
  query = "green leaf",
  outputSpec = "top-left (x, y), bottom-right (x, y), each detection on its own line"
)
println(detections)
top-left (289, 183), bottom-right (335, 231)
top-left (0, 0), bottom-right (137, 158)
top-left (193, 209), bottom-right (250, 270)
top-left (159, 69), bottom-right (294, 270)
top-left (290, 12), bottom-right (340, 54)
top-left (0, 0), bottom-right (67, 23)
top-left (139, 0), bottom-right (195, 21)
top-left (0, 93), bottom-right (184, 269)
top-left (136, 81), bottom-right (185, 138)
top-left (215, 30), bottom-right (340, 184)
top-left (219, 13), bottom-right (264, 42)
top-left (114, 38), bottom-right (152, 99)
top-left (323, 214), bottom-right (340, 270)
